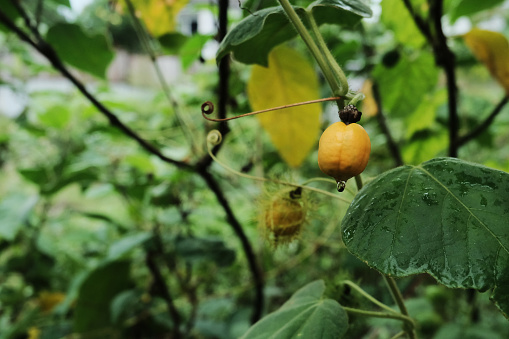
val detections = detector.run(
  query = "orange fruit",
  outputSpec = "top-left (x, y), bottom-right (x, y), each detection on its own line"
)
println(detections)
top-left (318, 121), bottom-right (371, 183)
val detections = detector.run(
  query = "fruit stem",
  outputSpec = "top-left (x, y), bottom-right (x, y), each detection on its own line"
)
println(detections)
top-left (277, 0), bottom-right (344, 105)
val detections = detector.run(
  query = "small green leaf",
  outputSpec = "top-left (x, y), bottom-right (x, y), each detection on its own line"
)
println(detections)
top-left (0, 193), bottom-right (38, 241)
top-left (158, 32), bottom-right (188, 54)
top-left (175, 237), bottom-right (236, 267)
top-left (217, 0), bottom-right (371, 66)
top-left (46, 23), bottom-right (114, 78)
top-left (107, 232), bottom-right (153, 260)
top-left (180, 34), bottom-right (211, 69)
top-left (37, 104), bottom-right (71, 129)
top-left (241, 280), bottom-right (348, 339)
top-left (73, 261), bottom-right (132, 332)
top-left (342, 158), bottom-right (509, 317)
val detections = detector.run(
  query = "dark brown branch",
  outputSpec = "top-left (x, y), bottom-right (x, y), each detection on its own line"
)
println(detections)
top-left (458, 95), bottom-right (509, 147)
top-left (401, 0), bottom-right (433, 42)
top-left (401, 0), bottom-right (459, 157)
top-left (145, 253), bottom-right (182, 336)
top-left (429, 0), bottom-right (459, 157)
top-left (198, 168), bottom-right (264, 323)
top-left (372, 82), bottom-right (404, 167)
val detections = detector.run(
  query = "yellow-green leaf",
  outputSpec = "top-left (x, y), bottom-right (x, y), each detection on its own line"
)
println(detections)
top-left (247, 46), bottom-right (321, 168)
top-left (123, 0), bottom-right (189, 36)
top-left (463, 28), bottom-right (509, 94)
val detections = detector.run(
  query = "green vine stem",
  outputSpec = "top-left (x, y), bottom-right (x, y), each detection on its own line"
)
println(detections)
top-left (384, 275), bottom-right (417, 339)
top-left (277, 0), bottom-right (343, 101)
top-left (305, 10), bottom-right (349, 96)
top-left (342, 280), bottom-right (398, 314)
top-left (342, 306), bottom-right (415, 329)
top-left (207, 131), bottom-right (351, 202)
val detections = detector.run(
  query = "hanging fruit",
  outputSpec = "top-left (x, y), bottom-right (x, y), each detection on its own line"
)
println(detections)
top-left (318, 105), bottom-right (371, 192)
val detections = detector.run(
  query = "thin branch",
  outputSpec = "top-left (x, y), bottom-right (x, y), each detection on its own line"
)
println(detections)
top-left (401, 0), bottom-right (432, 42)
top-left (429, 0), bottom-right (459, 157)
top-left (458, 95), bottom-right (509, 147)
top-left (372, 81), bottom-right (404, 167)
top-left (145, 252), bottom-right (182, 336)
top-left (198, 169), bottom-right (264, 323)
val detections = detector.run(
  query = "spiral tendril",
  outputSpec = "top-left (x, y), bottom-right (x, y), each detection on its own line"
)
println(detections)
top-left (207, 130), bottom-right (223, 146)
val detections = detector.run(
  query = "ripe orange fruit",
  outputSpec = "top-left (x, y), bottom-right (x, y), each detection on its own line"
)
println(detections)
top-left (317, 121), bottom-right (371, 184)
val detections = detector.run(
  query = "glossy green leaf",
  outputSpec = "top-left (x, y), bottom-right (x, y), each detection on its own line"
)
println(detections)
top-left (175, 237), bottom-right (236, 267)
top-left (216, 0), bottom-right (371, 66)
top-left (373, 51), bottom-right (438, 117)
top-left (448, 0), bottom-right (505, 23)
top-left (46, 23), bottom-right (114, 78)
top-left (0, 193), bottom-right (38, 241)
top-left (73, 261), bottom-right (132, 332)
top-left (241, 280), bottom-right (348, 338)
top-left (342, 158), bottom-right (509, 317)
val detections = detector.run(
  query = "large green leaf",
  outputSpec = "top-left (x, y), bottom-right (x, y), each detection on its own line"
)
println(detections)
top-left (342, 158), bottom-right (509, 317)
top-left (216, 0), bottom-right (371, 66)
top-left (373, 51), bottom-right (438, 117)
top-left (241, 280), bottom-right (348, 338)
top-left (46, 23), bottom-right (114, 78)
top-left (73, 261), bottom-right (132, 332)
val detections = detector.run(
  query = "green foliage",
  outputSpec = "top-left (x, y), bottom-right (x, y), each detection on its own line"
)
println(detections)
top-left (46, 23), bottom-right (114, 78)
top-left (1, 0), bottom-right (509, 338)
top-left (73, 261), bottom-right (132, 332)
top-left (216, 0), bottom-right (371, 65)
top-left (343, 158), bottom-right (509, 316)
top-left (242, 280), bottom-right (349, 339)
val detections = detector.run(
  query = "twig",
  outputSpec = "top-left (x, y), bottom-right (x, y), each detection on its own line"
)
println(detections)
top-left (372, 81), bottom-right (404, 166)
top-left (429, 0), bottom-right (459, 157)
top-left (198, 169), bottom-right (264, 323)
top-left (145, 252), bottom-right (182, 336)
top-left (383, 276), bottom-right (417, 339)
top-left (458, 95), bottom-right (509, 147)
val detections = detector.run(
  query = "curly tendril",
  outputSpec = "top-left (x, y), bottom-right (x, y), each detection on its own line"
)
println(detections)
top-left (207, 130), bottom-right (223, 146)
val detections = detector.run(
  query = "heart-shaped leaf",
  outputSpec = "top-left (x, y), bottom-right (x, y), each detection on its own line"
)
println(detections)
top-left (342, 157), bottom-right (509, 317)
top-left (241, 280), bottom-right (348, 338)
top-left (216, 0), bottom-right (371, 66)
